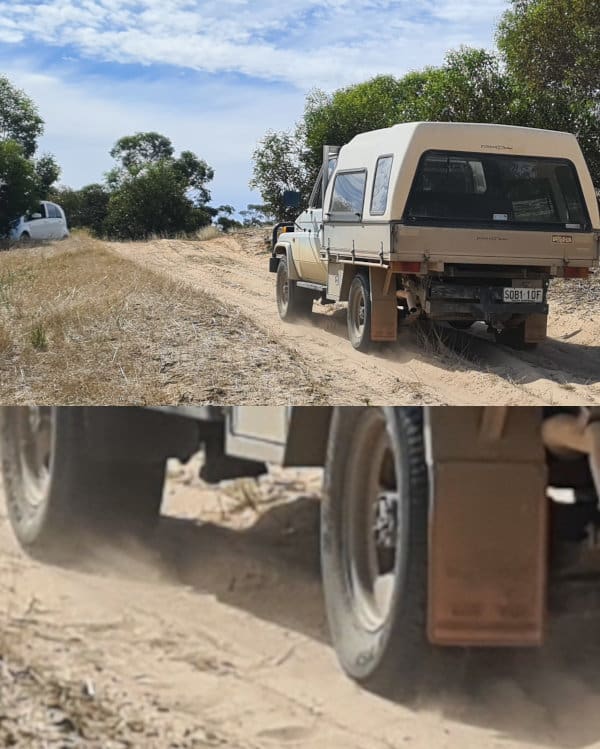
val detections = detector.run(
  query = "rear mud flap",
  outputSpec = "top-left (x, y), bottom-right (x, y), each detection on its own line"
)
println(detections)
top-left (524, 313), bottom-right (548, 343)
top-left (425, 407), bottom-right (548, 646)
top-left (369, 267), bottom-right (397, 341)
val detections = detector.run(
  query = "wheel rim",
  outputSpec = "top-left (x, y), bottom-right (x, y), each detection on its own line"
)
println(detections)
top-left (349, 282), bottom-right (366, 343)
top-left (344, 410), bottom-right (401, 631)
top-left (16, 407), bottom-right (52, 510)
top-left (277, 263), bottom-right (289, 314)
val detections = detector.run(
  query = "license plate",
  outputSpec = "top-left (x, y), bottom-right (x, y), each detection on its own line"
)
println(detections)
top-left (503, 287), bottom-right (543, 303)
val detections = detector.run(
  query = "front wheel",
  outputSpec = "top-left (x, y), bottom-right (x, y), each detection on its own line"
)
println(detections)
top-left (321, 407), bottom-right (430, 698)
top-left (0, 407), bottom-right (166, 558)
top-left (276, 256), bottom-right (313, 320)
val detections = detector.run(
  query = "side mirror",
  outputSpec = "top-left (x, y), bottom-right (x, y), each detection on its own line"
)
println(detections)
top-left (283, 190), bottom-right (301, 209)
top-left (30, 212), bottom-right (42, 220)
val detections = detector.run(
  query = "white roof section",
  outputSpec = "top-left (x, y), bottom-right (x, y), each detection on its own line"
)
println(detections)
top-left (328, 122), bottom-right (599, 227)
top-left (344, 121), bottom-right (583, 160)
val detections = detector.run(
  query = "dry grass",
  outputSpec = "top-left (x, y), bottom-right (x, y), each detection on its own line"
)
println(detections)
top-left (0, 235), bottom-right (325, 405)
top-left (0, 629), bottom-right (207, 747)
top-left (414, 319), bottom-right (477, 369)
top-left (194, 225), bottom-right (222, 241)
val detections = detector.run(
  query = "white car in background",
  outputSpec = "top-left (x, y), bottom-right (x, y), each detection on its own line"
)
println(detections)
top-left (10, 201), bottom-right (69, 241)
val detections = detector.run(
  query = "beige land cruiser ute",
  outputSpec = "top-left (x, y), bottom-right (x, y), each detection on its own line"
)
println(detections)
top-left (270, 122), bottom-right (600, 350)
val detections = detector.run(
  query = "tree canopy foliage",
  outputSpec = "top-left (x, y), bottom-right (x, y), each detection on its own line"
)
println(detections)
top-left (0, 140), bottom-right (38, 238)
top-left (0, 77), bottom-right (62, 239)
top-left (497, 0), bottom-right (600, 183)
top-left (250, 130), bottom-right (313, 221)
top-left (252, 2), bottom-right (600, 220)
top-left (103, 132), bottom-right (215, 239)
top-left (109, 131), bottom-right (175, 175)
top-left (50, 183), bottom-right (111, 236)
top-left (34, 154), bottom-right (61, 198)
top-left (0, 76), bottom-right (44, 159)
top-left (497, 0), bottom-right (600, 98)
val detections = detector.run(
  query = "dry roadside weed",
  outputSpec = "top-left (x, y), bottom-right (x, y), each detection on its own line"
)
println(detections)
top-left (0, 235), bottom-right (325, 405)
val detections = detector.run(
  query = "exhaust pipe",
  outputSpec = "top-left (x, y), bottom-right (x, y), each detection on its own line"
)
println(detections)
top-left (396, 289), bottom-right (419, 315)
top-left (542, 408), bottom-right (600, 496)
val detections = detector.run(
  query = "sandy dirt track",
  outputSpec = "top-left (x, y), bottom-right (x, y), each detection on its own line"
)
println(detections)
top-left (4, 462), bottom-right (600, 748)
top-left (111, 232), bottom-right (600, 406)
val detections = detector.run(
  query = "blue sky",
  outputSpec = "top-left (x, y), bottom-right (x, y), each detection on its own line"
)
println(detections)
top-left (0, 0), bottom-right (506, 212)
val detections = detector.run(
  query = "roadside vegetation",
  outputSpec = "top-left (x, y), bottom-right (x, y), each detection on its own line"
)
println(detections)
top-left (0, 78), bottom-right (60, 240)
top-left (0, 82), bottom-right (272, 245)
top-left (0, 234), bottom-right (324, 405)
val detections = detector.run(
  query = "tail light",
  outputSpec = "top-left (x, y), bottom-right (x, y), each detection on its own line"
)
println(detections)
top-left (564, 266), bottom-right (589, 279)
top-left (392, 261), bottom-right (422, 273)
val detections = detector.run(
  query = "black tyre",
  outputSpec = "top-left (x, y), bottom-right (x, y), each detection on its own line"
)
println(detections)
top-left (0, 407), bottom-right (167, 557)
top-left (495, 321), bottom-right (537, 350)
top-left (276, 256), bottom-right (313, 320)
top-left (19, 232), bottom-right (31, 243)
top-left (449, 320), bottom-right (474, 330)
top-left (347, 273), bottom-right (372, 352)
top-left (321, 407), bottom-right (429, 698)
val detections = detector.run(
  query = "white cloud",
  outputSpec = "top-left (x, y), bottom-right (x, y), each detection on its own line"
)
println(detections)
top-left (0, 0), bottom-right (504, 89)
top-left (1, 0), bottom-right (504, 208)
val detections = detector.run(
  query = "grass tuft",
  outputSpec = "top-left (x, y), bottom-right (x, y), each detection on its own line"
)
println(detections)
top-left (0, 322), bottom-right (10, 353)
top-left (29, 323), bottom-right (48, 351)
top-left (194, 226), bottom-right (222, 242)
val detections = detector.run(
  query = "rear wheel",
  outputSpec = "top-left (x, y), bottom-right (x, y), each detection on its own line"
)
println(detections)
top-left (18, 232), bottom-right (31, 243)
top-left (449, 320), bottom-right (474, 330)
top-left (276, 256), bottom-right (313, 320)
top-left (321, 407), bottom-right (430, 698)
top-left (347, 273), bottom-right (372, 352)
top-left (0, 407), bottom-right (167, 558)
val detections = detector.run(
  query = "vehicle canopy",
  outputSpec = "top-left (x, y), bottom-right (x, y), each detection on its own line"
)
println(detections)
top-left (324, 122), bottom-right (600, 230)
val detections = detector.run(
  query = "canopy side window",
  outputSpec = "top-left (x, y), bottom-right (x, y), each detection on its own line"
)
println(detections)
top-left (329, 170), bottom-right (367, 221)
top-left (370, 155), bottom-right (393, 215)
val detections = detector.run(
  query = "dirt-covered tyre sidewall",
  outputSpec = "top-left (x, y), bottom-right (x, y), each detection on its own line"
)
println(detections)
top-left (321, 407), bottom-right (429, 698)
top-left (0, 407), bottom-right (166, 555)
top-left (347, 273), bottom-right (372, 352)
top-left (276, 256), bottom-right (313, 320)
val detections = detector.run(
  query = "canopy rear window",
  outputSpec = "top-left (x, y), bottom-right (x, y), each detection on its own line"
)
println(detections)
top-left (404, 151), bottom-right (590, 230)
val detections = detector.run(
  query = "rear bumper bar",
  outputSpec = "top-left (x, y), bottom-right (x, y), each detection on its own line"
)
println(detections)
top-left (428, 284), bottom-right (548, 322)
